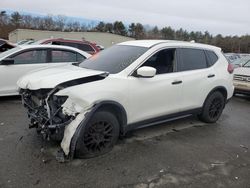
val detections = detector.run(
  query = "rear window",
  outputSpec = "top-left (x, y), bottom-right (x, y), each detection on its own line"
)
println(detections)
top-left (177, 48), bottom-right (207, 71)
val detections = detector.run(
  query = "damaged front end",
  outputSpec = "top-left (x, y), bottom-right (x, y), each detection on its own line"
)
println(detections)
top-left (20, 88), bottom-right (74, 141)
top-left (19, 73), bottom-right (108, 161)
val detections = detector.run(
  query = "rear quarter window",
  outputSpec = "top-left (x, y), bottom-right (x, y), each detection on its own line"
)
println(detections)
top-left (205, 50), bottom-right (218, 66)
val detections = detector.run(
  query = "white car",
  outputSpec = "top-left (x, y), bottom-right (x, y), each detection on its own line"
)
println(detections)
top-left (0, 45), bottom-right (91, 96)
top-left (233, 59), bottom-right (250, 95)
top-left (17, 40), bottom-right (234, 160)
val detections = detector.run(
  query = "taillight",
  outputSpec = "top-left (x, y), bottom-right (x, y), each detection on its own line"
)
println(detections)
top-left (227, 63), bottom-right (234, 74)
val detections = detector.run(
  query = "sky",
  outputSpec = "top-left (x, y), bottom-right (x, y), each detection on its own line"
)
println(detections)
top-left (1, 0), bottom-right (250, 36)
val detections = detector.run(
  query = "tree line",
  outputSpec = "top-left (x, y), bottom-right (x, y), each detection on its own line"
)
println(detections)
top-left (0, 11), bottom-right (249, 53)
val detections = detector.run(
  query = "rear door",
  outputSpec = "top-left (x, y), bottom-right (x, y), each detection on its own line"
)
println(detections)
top-left (0, 49), bottom-right (48, 96)
top-left (176, 48), bottom-right (216, 111)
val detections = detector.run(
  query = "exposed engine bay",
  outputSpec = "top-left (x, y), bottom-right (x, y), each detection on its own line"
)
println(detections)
top-left (20, 88), bottom-right (72, 141)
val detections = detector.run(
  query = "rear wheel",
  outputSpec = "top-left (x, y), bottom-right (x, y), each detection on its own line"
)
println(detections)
top-left (199, 91), bottom-right (225, 123)
top-left (75, 111), bottom-right (120, 158)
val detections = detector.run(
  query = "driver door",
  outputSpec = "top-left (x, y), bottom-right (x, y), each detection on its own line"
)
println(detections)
top-left (127, 48), bottom-right (183, 124)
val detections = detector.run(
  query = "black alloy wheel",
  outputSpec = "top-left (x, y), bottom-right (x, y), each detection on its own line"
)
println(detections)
top-left (199, 91), bottom-right (225, 123)
top-left (84, 120), bottom-right (114, 153)
top-left (208, 98), bottom-right (223, 119)
top-left (75, 111), bottom-right (120, 158)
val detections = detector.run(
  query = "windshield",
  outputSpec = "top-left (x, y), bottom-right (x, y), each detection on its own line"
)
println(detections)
top-left (232, 56), bottom-right (250, 65)
top-left (0, 46), bottom-right (21, 59)
top-left (79, 45), bottom-right (148, 73)
top-left (243, 60), bottom-right (250, 67)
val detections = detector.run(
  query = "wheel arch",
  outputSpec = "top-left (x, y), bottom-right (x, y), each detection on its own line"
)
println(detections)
top-left (203, 86), bottom-right (228, 107)
top-left (93, 100), bottom-right (128, 135)
top-left (69, 100), bottom-right (127, 159)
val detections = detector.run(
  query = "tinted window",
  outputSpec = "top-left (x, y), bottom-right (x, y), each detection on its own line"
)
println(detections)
top-left (177, 48), bottom-right (207, 71)
top-left (52, 41), bottom-right (62, 45)
top-left (142, 49), bottom-right (176, 74)
top-left (61, 42), bottom-right (78, 48)
top-left (51, 50), bottom-right (77, 63)
top-left (206, 50), bottom-right (218, 66)
top-left (11, 50), bottom-right (47, 64)
top-left (78, 44), bottom-right (94, 52)
top-left (80, 45), bottom-right (148, 74)
top-left (77, 53), bottom-right (86, 62)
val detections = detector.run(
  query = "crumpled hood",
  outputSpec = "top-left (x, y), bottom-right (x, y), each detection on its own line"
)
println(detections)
top-left (234, 67), bottom-right (250, 76)
top-left (17, 64), bottom-right (106, 90)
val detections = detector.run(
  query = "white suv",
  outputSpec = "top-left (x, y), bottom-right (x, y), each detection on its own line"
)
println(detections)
top-left (17, 40), bottom-right (234, 159)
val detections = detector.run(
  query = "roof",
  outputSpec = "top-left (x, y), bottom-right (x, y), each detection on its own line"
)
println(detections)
top-left (17, 44), bottom-right (91, 57)
top-left (119, 40), bottom-right (221, 51)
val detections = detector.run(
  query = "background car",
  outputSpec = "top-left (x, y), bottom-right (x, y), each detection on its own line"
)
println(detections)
top-left (0, 38), bottom-right (16, 53)
top-left (0, 45), bottom-right (91, 96)
top-left (224, 53), bottom-right (241, 63)
top-left (231, 56), bottom-right (250, 68)
top-left (16, 39), bottom-right (35, 45)
top-left (233, 59), bottom-right (250, 95)
top-left (35, 38), bottom-right (100, 55)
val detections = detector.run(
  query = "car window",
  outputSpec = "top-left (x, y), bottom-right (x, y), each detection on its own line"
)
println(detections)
top-left (80, 45), bottom-right (148, 74)
top-left (205, 50), bottom-right (218, 66)
top-left (243, 60), bottom-right (250, 67)
top-left (51, 50), bottom-right (77, 63)
top-left (61, 42), bottom-right (78, 48)
top-left (77, 53), bottom-right (86, 62)
top-left (11, 50), bottom-right (47, 64)
top-left (142, 49), bottom-right (176, 74)
top-left (52, 41), bottom-right (62, 45)
top-left (177, 48), bottom-right (207, 71)
top-left (78, 44), bottom-right (95, 53)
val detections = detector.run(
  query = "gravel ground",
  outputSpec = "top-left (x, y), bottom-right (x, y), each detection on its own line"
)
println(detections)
top-left (0, 95), bottom-right (250, 188)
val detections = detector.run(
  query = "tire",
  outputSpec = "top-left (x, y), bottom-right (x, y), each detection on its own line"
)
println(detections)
top-left (75, 111), bottom-right (120, 158)
top-left (199, 91), bottom-right (225, 123)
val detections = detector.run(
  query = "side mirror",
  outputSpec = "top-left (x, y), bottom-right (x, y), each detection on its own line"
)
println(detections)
top-left (136, 66), bottom-right (156, 78)
top-left (0, 58), bottom-right (14, 65)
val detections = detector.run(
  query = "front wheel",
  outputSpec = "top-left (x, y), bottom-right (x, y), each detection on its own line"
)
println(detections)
top-left (75, 111), bottom-right (120, 158)
top-left (199, 91), bottom-right (225, 123)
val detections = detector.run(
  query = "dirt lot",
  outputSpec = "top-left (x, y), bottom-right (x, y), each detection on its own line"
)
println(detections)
top-left (0, 95), bottom-right (250, 188)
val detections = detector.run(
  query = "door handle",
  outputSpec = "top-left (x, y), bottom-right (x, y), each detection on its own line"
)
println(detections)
top-left (207, 74), bottom-right (215, 78)
top-left (172, 80), bottom-right (182, 85)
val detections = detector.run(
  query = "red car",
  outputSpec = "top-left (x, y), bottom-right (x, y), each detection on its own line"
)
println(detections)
top-left (37, 38), bottom-right (100, 55)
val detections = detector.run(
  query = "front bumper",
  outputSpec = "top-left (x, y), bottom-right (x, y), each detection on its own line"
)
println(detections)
top-left (233, 80), bottom-right (250, 95)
